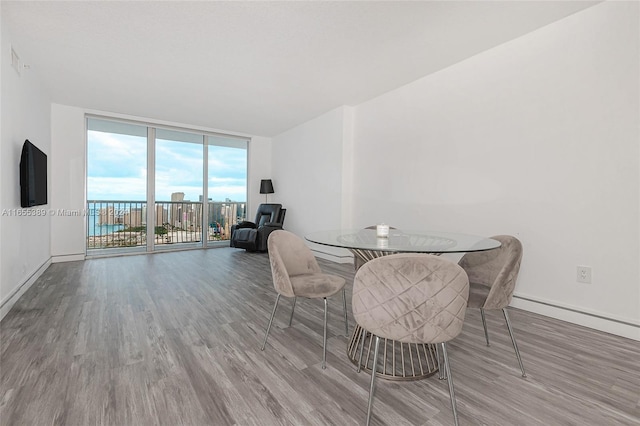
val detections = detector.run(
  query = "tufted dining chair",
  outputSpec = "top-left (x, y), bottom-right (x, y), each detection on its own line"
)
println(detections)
top-left (352, 253), bottom-right (469, 426)
top-left (458, 235), bottom-right (526, 377)
top-left (261, 230), bottom-right (348, 369)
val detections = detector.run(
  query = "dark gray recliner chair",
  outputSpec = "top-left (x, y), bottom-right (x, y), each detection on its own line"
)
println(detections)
top-left (230, 203), bottom-right (286, 252)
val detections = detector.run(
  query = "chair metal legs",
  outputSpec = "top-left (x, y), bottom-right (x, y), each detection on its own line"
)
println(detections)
top-left (320, 291), bottom-right (349, 369)
top-left (477, 308), bottom-right (526, 377)
top-left (263, 293), bottom-right (344, 370)
top-left (322, 297), bottom-right (328, 369)
top-left (436, 343), bottom-right (447, 380)
top-left (366, 335), bottom-right (381, 426)
top-left (480, 308), bottom-right (490, 346)
top-left (357, 327), bottom-right (367, 373)
top-left (440, 342), bottom-right (460, 426)
top-left (261, 294), bottom-right (281, 350)
top-left (342, 288), bottom-right (349, 336)
top-left (288, 297), bottom-right (297, 326)
top-left (363, 336), bottom-right (460, 426)
top-left (502, 308), bottom-right (527, 377)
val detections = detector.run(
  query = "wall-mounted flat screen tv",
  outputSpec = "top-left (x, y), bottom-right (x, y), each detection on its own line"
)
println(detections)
top-left (20, 139), bottom-right (48, 207)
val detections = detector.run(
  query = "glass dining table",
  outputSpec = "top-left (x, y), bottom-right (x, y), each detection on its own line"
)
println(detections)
top-left (305, 228), bottom-right (501, 381)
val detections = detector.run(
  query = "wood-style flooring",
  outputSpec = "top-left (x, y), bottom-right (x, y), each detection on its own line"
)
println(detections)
top-left (1, 247), bottom-right (639, 425)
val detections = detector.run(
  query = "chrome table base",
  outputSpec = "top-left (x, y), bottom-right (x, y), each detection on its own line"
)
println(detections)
top-left (347, 325), bottom-right (439, 381)
top-left (348, 248), bottom-right (440, 381)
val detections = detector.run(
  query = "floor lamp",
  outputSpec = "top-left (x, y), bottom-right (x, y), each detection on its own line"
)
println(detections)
top-left (260, 179), bottom-right (274, 203)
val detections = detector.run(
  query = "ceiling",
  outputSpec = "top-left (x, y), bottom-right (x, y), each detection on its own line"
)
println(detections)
top-left (2, 1), bottom-right (599, 137)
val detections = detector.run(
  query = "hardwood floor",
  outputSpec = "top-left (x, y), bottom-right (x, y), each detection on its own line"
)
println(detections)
top-left (1, 247), bottom-right (639, 425)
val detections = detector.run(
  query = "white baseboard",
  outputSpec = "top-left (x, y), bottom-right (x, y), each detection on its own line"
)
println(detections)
top-left (52, 253), bottom-right (85, 263)
top-left (511, 294), bottom-right (640, 341)
top-left (0, 257), bottom-right (52, 322)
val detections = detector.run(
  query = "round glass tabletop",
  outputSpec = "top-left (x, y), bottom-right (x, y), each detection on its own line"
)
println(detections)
top-left (305, 228), bottom-right (500, 254)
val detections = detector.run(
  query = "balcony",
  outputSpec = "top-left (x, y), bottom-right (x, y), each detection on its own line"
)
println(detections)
top-left (87, 200), bottom-right (247, 251)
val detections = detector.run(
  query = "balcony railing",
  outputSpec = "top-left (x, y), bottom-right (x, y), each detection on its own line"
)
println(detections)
top-left (87, 200), bottom-right (247, 251)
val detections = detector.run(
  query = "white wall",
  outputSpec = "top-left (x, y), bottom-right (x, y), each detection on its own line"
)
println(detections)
top-left (50, 104), bottom-right (86, 261)
top-left (0, 23), bottom-right (52, 318)
top-left (271, 106), bottom-right (354, 261)
top-left (1, 8), bottom-right (4, 312)
top-left (248, 136), bottom-right (273, 215)
top-left (350, 2), bottom-right (639, 338)
top-left (49, 104), bottom-right (270, 259)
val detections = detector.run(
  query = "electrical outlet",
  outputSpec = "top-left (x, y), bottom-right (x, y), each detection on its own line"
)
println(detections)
top-left (577, 266), bottom-right (591, 284)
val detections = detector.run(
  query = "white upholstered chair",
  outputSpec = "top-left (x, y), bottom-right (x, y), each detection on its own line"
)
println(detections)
top-left (352, 253), bottom-right (469, 425)
top-left (261, 230), bottom-right (348, 369)
top-left (458, 234), bottom-right (526, 377)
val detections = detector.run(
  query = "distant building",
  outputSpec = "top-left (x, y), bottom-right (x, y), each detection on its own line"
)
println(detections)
top-left (169, 192), bottom-right (202, 230)
top-left (124, 208), bottom-right (144, 227)
top-left (99, 207), bottom-right (120, 225)
top-left (170, 192), bottom-right (184, 228)
top-left (155, 204), bottom-right (168, 226)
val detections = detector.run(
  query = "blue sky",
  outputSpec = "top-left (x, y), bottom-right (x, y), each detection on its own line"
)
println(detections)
top-left (87, 130), bottom-right (247, 202)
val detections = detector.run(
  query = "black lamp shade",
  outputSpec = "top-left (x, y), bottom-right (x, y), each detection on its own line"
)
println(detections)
top-left (260, 179), bottom-right (274, 194)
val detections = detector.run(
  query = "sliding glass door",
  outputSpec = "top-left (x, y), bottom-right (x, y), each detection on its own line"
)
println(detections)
top-left (207, 135), bottom-right (248, 243)
top-left (87, 119), bottom-right (148, 253)
top-left (86, 117), bottom-right (247, 255)
top-left (155, 129), bottom-right (204, 249)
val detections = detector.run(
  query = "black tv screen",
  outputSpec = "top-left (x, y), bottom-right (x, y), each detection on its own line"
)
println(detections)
top-left (20, 139), bottom-right (48, 207)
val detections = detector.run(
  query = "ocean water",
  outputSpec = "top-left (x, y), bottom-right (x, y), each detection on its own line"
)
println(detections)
top-left (87, 214), bottom-right (125, 236)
